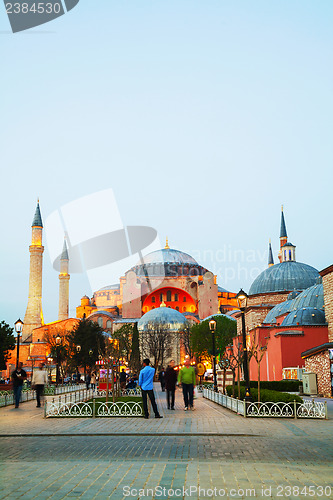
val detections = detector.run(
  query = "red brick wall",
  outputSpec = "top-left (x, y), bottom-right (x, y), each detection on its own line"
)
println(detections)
top-left (305, 351), bottom-right (332, 397)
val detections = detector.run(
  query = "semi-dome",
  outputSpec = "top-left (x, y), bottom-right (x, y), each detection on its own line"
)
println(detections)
top-left (263, 299), bottom-right (295, 324)
top-left (249, 261), bottom-right (319, 295)
top-left (97, 284), bottom-right (120, 291)
top-left (130, 247), bottom-right (208, 277)
top-left (137, 305), bottom-right (189, 333)
top-left (290, 283), bottom-right (324, 312)
top-left (281, 307), bottom-right (326, 327)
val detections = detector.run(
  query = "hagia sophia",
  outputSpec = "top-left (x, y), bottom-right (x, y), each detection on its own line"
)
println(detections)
top-left (3, 202), bottom-right (333, 397)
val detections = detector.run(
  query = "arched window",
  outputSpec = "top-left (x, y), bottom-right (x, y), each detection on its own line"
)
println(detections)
top-left (160, 293), bottom-right (163, 302)
top-left (167, 290), bottom-right (171, 301)
top-left (175, 293), bottom-right (178, 301)
top-left (183, 306), bottom-right (187, 312)
top-left (152, 306), bottom-right (155, 309)
top-left (152, 296), bottom-right (156, 303)
top-left (176, 306), bottom-right (179, 311)
top-left (98, 317), bottom-right (103, 328)
top-left (106, 320), bottom-right (112, 329)
top-left (289, 250), bottom-right (292, 260)
top-left (183, 296), bottom-right (187, 302)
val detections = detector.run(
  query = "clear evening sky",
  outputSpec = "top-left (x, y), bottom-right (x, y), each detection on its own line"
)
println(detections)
top-left (1, 0), bottom-right (332, 327)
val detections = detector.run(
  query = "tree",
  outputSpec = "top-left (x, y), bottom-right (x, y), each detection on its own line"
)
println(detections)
top-left (130, 322), bottom-right (141, 374)
top-left (248, 330), bottom-right (269, 402)
top-left (43, 327), bottom-right (70, 380)
top-left (180, 327), bottom-right (192, 358)
top-left (140, 321), bottom-right (173, 371)
top-left (112, 324), bottom-right (133, 364)
top-left (67, 318), bottom-right (106, 374)
top-left (0, 321), bottom-right (16, 370)
top-left (190, 315), bottom-right (236, 362)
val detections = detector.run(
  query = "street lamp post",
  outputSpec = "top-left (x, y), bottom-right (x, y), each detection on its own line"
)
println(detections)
top-left (236, 289), bottom-right (252, 402)
top-left (55, 335), bottom-right (61, 386)
top-left (14, 319), bottom-right (24, 370)
top-left (209, 319), bottom-right (218, 392)
top-left (76, 345), bottom-right (81, 384)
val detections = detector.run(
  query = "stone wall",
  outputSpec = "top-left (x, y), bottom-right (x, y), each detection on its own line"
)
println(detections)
top-left (321, 266), bottom-right (333, 342)
top-left (304, 351), bottom-right (332, 397)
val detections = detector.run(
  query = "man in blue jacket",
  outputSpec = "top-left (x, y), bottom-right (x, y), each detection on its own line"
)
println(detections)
top-left (139, 359), bottom-right (163, 419)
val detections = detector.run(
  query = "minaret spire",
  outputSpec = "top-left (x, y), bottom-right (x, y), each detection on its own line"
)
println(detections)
top-left (268, 239), bottom-right (274, 267)
top-left (58, 237), bottom-right (70, 321)
top-left (278, 205), bottom-right (288, 262)
top-left (22, 200), bottom-right (44, 341)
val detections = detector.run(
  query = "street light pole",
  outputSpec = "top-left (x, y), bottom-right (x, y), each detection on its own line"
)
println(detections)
top-left (236, 289), bottom-right (252, 402)
top-left (209, 319), bottom-right (218, 392)
top-left (55, 335), bottom-right (61, 386)
top-left (14, 319), bottom-right (24, 370)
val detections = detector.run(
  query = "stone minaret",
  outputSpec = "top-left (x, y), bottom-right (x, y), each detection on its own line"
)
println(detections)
top-left (58, 239), bottom-right (70, 320)
top-left (278, 205), bottom-right (288, 263)
top-left (22, 201), bottom-right (44, 341)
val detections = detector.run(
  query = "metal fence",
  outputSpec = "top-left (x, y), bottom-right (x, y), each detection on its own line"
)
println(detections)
top-left (45, 388), bottom-right (143, 418)
top-left (0, 384), bottom-right (86, 407)
top-left (203, 388), bottom-right (327, 419)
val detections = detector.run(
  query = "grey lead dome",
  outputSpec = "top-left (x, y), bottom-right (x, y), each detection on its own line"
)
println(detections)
top-left (249, 261), bottom-right (319, 295)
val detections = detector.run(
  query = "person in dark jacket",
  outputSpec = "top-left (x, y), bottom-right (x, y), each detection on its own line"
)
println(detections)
top-left (158, 368), bottom-right (166, 391)
top-left (164, 360), bottom-right (177, 410)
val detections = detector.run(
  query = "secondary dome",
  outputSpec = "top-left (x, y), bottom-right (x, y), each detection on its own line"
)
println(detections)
top-left (290, 283), bottom-right (324, 312)
top-left (130, 247), bottom-right (208, 277)
top-left (137, 305), bottom-right (189, 333)
top-left (249, 261), bottom-right (319, 295)
top-left (281, 307), bottom-right (326, 327)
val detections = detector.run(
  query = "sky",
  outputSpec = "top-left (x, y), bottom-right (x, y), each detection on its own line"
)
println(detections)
top-left (1, 0), bottom-right (333, 328)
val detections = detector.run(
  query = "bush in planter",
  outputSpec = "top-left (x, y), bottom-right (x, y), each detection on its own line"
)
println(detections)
top-left (226, 385), bottom-right (302, 403)
top-left (239, 380), bottom-right (300, 392)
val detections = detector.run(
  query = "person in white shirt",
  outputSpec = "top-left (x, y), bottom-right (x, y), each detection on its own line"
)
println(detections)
top-left (32, 363), bottom-right (48, 408)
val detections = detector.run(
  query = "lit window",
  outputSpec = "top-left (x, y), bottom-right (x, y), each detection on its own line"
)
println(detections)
top-left (98, 317), bottom-right (103, 327)
top-left (183, 307), bottom-right (186, 312)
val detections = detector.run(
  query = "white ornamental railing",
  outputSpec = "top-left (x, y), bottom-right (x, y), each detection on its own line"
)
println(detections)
top-left (203, 389), bottom-right (327, 419)
top-left (45, 390), bottom-right (143, 418)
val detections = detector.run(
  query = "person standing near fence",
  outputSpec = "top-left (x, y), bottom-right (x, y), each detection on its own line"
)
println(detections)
top-left (139, 359), bottom-right (163, 419)
top-left (165, 360), bottom-right (177, 410)
top-left (11, 362), bottom-right (27, 408)
top-left (178, 357), bottom-right (196, 410)
top-left (32, 362), bottom-right (48, 408)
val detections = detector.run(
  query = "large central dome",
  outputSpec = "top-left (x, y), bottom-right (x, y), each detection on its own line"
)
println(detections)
top-left (130, 247), bottom-right (208, 277)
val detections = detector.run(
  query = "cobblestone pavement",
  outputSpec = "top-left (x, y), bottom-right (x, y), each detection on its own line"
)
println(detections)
top-left (0, 386), bottom-right (332, 499)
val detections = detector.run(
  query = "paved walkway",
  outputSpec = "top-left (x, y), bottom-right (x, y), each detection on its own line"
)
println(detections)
top-left (0, 385), bottom-right (332, 499)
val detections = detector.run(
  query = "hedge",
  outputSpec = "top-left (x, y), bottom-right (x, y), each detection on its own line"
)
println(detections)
top-left (226, 385), bottom-right (303, 403)
top-left (239, 380), bottom-right (300, 392)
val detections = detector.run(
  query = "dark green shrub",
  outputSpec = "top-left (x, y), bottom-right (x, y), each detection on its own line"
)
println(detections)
top-left (240, 380), bottom-right (300, 392)
top-left (226, 385), bottom-right (302, 403)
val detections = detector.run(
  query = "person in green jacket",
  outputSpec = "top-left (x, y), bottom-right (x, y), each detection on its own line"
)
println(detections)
top-left (178, 357), bottom-right (196, 410)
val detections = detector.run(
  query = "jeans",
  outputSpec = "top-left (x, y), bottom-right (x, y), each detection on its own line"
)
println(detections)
top-left (166, 389), bottom-right (175, 409)
top-left (35, 384), bottom-right (44, 407)
top-left (13, 385), bottom-right (22, 407)
top-left (141, 389), bottom-right (160, 417)
top-left (182, 383), bottom-right (194, 408)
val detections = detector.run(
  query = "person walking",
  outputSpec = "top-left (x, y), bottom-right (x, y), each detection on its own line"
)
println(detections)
top-left (11, 362), bottom-right (27, 408)
top-left (90, 371), bottom-right (97, 391)
top-left (165, 360), bottom-right (177, 410)
top-left (31, 362), bottom-right (48, 408)
top-left (178, 357), bottom-right (196, 410)
top-left (138, 359), bottom-right (163, 419)
top-left (158, 367), bottom-right (166, 392)
top-left (120, 369), bottom-right (127, 391)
